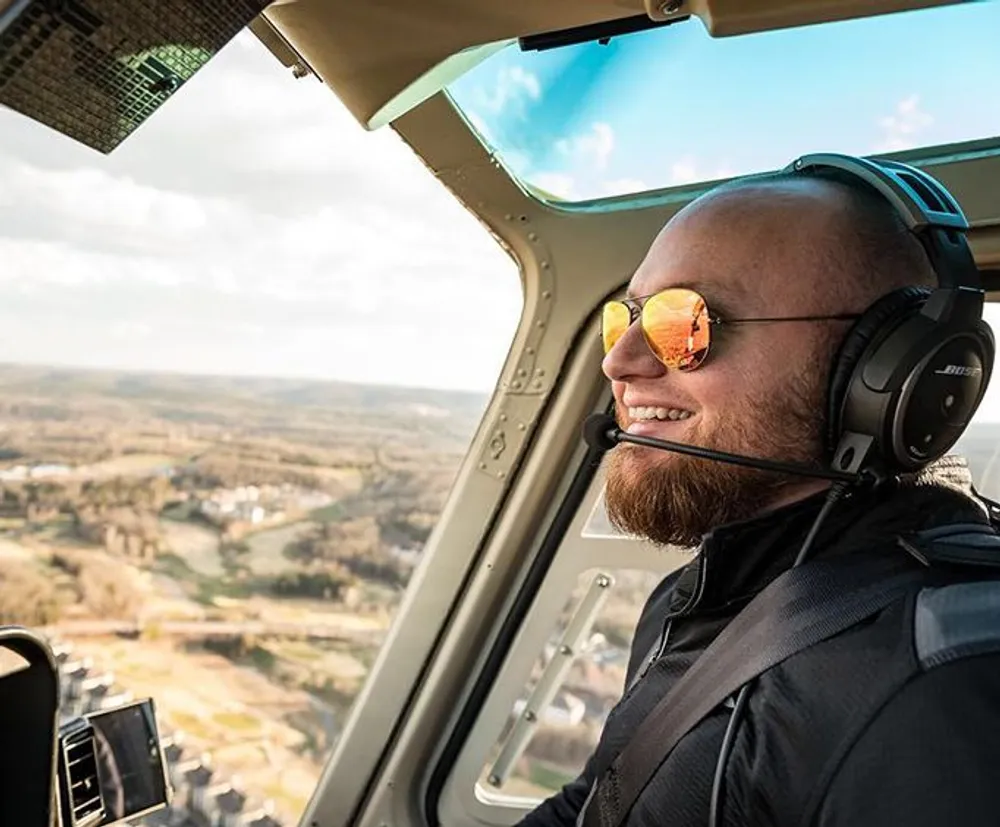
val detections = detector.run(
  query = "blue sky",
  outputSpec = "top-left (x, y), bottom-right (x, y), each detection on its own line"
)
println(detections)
top-left (449, 2), bottom-right (1000, 201)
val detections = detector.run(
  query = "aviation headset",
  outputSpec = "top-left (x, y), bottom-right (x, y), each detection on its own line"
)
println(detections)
top-left (786, 153), bottom-right (995, 481)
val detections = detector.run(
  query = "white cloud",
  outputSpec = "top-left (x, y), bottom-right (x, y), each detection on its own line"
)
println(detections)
top-left (875, 94), bottom-right (934, 153)
top-left (669, 158), bottom-right (700, 186)
top-left (555, 122), bottom-right (615, 172)
top-left (527, 171), bottom-right (655, 203)
top-left (541, 129), bottom-right (730, 200)
top-left (0, 161), bottom-right (233, 249)
top-left (466, 112), bottom-right (495, 146)
top-left (598, 178), bottom-right (651, 197)
top-left (460, 65), bottom-right (542, 157)
top-left (0, 33), bottom-right (522, 393)
top-left (110, 320), bottom-right (153, 340)
top-left (667, 157), bottom-right (735, 187)
top-left (479, 66), bottom-right (541, 115)
top-left (531, 172), bottom-right (578, 201)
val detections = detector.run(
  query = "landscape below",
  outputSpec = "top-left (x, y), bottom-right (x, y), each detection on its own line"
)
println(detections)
top-left (0, 362), bottom-right (488, 823)
top-left (1, 362), bottom-right (998, 824)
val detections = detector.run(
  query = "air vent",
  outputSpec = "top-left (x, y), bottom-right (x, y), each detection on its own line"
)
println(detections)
top-left (59, 725), bottom-right (104, 827)
top-left (0, 0), bottom-right (273, 153)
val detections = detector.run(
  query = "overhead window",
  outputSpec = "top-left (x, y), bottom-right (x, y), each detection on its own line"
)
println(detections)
top-left (446, 3), bottom-right (1000, 203)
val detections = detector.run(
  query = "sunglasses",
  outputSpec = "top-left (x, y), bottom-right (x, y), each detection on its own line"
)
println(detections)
top-left (602, 287), bottom-right (861, 371)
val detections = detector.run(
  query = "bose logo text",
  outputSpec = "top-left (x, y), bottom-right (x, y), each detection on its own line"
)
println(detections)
top-left (935, 365), bottom-right (983, 377)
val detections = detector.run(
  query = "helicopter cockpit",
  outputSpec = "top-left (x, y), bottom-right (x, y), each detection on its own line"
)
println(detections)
top-left (1, 1), bottom-right (999, 826)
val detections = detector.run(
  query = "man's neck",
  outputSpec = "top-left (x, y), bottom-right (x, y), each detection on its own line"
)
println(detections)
top-left (758, 479), bottom-right (833, 517)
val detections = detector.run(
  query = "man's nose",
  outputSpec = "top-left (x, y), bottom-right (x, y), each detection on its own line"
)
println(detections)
top-left (602, 321), bottom-right (667, 382)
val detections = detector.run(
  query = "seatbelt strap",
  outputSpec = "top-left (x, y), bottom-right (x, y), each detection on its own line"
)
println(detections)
top-left (582, 553), bottom-right (930, 827)
top-left (969, 481), bottom-right (1000, 528)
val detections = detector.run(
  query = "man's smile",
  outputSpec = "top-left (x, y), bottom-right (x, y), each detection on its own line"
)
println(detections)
top-left (624, 407), bottom-right (698, 437)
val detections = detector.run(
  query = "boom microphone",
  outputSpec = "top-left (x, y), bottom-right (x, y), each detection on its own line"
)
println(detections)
top-left (583, 413), bottom-right (863, 484)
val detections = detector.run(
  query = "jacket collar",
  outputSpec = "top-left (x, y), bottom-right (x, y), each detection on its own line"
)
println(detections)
top-left (668, 456), bottom-right (991, 618)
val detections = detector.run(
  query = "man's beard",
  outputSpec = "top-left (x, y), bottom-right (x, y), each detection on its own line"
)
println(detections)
top-left (603, 371), bottom-right (826, 548)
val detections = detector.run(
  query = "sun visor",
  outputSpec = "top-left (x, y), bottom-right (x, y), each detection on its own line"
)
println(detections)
top-left (0, 0), bottom-right (272, 153)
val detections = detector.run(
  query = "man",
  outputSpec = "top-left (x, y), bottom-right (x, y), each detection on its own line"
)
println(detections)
top-left (518, 167), bottom-right (1000, 826)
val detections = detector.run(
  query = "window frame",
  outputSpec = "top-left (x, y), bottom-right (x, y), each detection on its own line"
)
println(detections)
top-left (430, 451), bottom-right (689, 826)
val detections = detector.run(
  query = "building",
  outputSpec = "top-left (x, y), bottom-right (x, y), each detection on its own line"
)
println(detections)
top-left (84, 681), bottom-right (133, 714)
top-left (48, 639), bottom-right (288, 827)
top-left (210, 787), bottom-right (247, 827)
top-left (513, 690), bottom-right (587, 728)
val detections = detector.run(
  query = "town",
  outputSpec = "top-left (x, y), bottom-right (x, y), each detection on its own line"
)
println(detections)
top-left (3, 362), bottom-right (999, 823)
top-left (0, 364), bottom-right (647, 822)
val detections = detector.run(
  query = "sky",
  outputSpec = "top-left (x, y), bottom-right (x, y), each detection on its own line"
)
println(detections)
top-left (449, 2), bottom-right (1000, 201)
top-left (2, 4), bottom-right (1000, 416)
top-left (0, 31), bottom-right (522, 393)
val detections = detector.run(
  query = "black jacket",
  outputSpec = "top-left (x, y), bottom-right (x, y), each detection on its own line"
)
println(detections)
top-left (517, 458), bottom-right (1000, 827)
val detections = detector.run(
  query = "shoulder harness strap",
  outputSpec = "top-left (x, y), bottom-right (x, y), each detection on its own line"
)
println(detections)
top-left (898, 520), bottom-right (1000, 569)
top-left (902, 516), bottom-right (1000, 669)
top-left (916, 580), bottom-right (1000, 669)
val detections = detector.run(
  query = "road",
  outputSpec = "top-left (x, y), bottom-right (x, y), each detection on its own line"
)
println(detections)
top-left (49, 618), bottom-right (384, 644)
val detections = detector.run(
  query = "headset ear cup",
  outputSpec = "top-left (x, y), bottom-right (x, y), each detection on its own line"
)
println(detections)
top-left (826, 286), bottom-right (933, 455)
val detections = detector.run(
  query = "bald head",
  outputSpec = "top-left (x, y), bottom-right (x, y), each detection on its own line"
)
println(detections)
top-left (685, 172), bottom-right (939, 309)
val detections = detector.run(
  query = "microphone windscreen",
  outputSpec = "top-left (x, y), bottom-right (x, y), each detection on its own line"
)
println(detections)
top-left (583, 413), bottom-right (620, 451)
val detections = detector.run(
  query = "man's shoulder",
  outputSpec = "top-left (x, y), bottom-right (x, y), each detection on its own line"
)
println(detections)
top-left (853, 591), bottom-right (1000, 748)
top-left (831, 575), bottom-right (1000, 716)
top-left (730, 575), bottom-right (1000, 825)
top-left (768, 569), bottom-right (1000, 699)
top-left (913, 578), bottom-right (1000, 668)
top-left (815, 616), bottom-right (1000, 827)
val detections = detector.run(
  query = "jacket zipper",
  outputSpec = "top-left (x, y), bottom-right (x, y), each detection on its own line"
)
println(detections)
top-left (642, 617), bottom-right (674, 678)
top-left (630, 553), bottom-right (711, 690)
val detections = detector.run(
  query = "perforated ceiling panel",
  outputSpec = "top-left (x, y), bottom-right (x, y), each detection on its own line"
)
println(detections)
top-left (0, 0), bottom-right (271, 153)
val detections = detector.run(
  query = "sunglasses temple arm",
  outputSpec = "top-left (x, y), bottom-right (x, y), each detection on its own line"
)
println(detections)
top-left (719, 314), bottom-right (861, 324)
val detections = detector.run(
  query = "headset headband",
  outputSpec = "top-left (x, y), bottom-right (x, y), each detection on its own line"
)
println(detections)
top-left (786, 153), bottom-right (981, 292)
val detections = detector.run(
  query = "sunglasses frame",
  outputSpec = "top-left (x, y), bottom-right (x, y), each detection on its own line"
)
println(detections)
top-left (603, 287), bottom-right (863, 370)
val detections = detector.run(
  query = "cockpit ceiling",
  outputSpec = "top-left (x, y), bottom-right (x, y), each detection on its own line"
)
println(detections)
top-left (260, 0), bottom-right (963, 129)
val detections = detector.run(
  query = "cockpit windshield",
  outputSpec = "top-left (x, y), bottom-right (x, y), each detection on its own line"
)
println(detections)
top-left (447, 2), bottom-right (1000, 203)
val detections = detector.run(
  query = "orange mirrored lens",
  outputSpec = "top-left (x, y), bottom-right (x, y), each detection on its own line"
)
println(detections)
top-left (602, 301), bottom-right (632, 353)
top-left (642, 288), bottom-right (711, 370)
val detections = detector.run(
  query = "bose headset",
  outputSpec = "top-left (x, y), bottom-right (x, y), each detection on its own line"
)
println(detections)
top-left (792, 153), bottom-right (995, 481)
